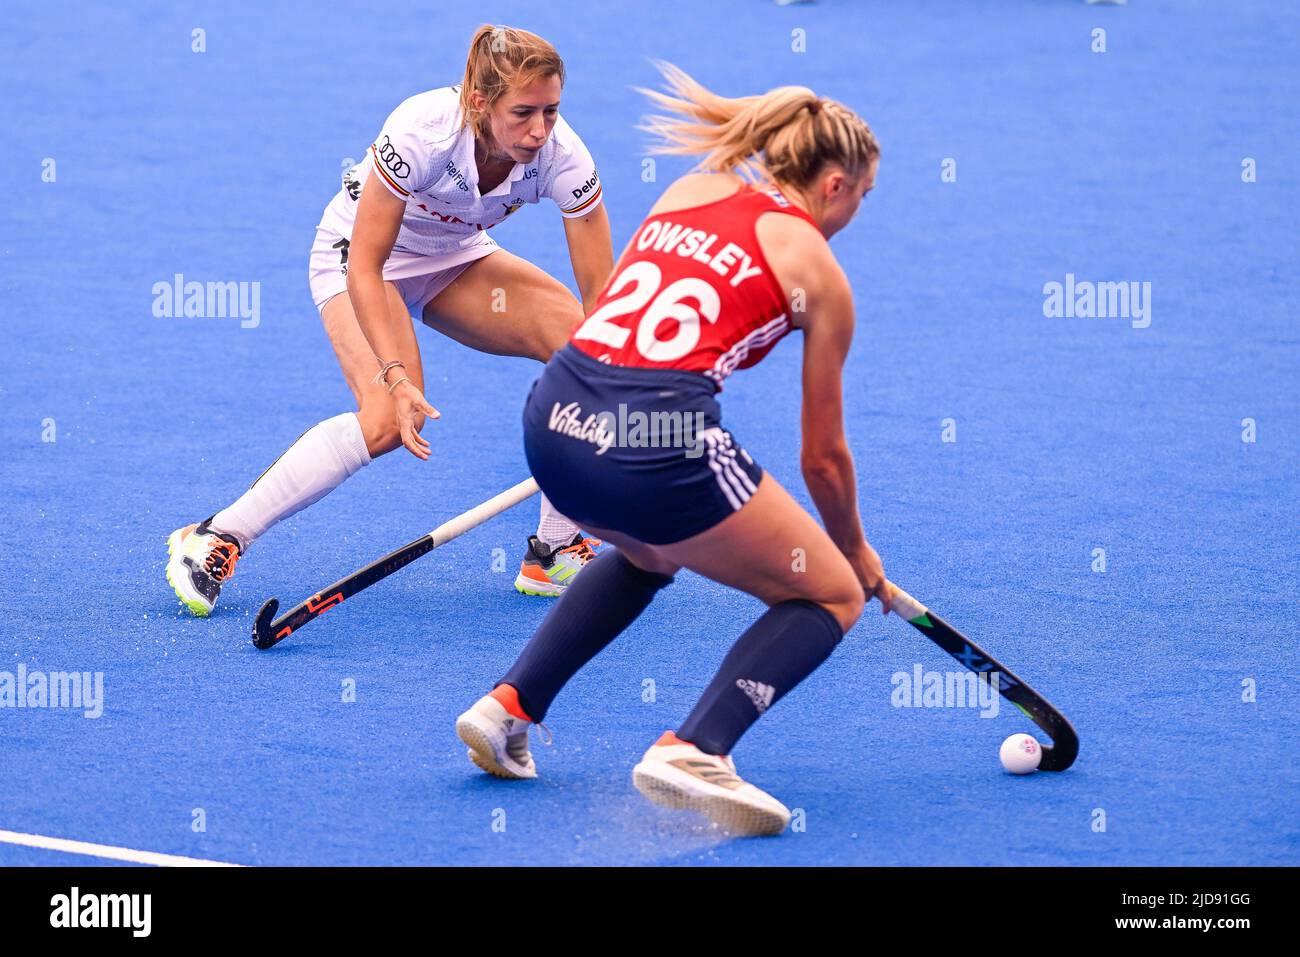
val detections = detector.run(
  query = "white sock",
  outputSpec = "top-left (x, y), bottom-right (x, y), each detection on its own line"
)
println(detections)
top-left (535, 492), bottom-right (581, 549)
top-left (210, 412), bottom-right (371, 550)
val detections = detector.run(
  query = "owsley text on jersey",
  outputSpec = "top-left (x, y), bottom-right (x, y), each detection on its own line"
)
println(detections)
top-left (633, 220), bottom-right (765, 288)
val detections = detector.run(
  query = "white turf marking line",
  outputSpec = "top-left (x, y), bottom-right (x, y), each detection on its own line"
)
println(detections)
top-left (0, 829), bottom-right (242, 868)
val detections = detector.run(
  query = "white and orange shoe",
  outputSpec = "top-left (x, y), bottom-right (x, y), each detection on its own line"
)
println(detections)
top-left (456, 686), bottom-right (549, 780)
top-left (514, 533), bottom-right (601, 597)
top-left (631, 731), bottom-right (791, 836)
top-left (166, 518), bottom-right (242, 616)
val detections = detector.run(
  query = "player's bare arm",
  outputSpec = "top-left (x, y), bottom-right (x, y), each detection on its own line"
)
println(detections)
top-left (761, 213), bottom-right (891, 612)
top-left (562, 202), bottom-right (614, 315)
top-left (347, 180), bottom-right (440, 459)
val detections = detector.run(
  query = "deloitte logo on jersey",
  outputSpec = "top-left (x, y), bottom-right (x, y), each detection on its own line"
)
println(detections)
top-left (570, 171), bottom-right (599, 203)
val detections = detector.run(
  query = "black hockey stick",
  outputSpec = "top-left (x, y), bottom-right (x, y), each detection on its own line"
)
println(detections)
top-left (891, 587), bottom-right (1079, 771)
top-left (252, 477), bottom-right (540, 650)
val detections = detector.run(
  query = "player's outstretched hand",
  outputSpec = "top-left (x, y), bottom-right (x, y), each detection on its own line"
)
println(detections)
top-left (848, 541), bottom-right (892, 615)
top-left (395, 381), bottom-right (440, 460)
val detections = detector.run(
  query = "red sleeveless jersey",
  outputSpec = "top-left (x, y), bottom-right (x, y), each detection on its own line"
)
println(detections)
top-left (570, 183), bottom-right (816, 389)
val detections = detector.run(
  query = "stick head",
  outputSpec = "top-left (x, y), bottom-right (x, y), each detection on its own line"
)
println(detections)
top-left (1037, 730), bottom-right (1080, 772)
top-left (251, 598), bottom-right (281, 650)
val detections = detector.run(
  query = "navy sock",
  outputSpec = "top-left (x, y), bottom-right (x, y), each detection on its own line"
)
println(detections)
top-left (501, 549), bottom-right (673, 721)
top-left (676, 599), bottom-right (844, 755)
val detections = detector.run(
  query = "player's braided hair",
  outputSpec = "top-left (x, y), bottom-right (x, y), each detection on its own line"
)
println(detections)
top-left (459, 25), bottom-right (566, 141)
top-left (637, 60), bottom-right (879, 187)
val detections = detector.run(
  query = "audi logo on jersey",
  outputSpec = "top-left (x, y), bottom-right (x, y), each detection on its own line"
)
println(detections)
top-left (375, 136), bottom-right (410, 179)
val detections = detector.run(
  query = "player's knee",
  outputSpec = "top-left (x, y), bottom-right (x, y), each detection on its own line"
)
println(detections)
top-left (365, 426), bottom-right (401, 458)
top-left (619, 545), bottom-right (679, 579)
top-left (533, 301), bottom-right (582, 361)
top-left (837, 590), bottom-right (866, 632)
top-left (821, 573), bottom-right (865, 633)
top-left (532, 327), bottom-right (568, 363)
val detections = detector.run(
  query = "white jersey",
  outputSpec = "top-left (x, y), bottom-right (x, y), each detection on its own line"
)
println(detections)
top-left (318, 86), bottom-right (603, 257)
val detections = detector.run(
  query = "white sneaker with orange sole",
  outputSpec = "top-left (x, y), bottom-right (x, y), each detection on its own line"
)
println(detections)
top-left (632, 731), bottom-right (790, 836)
top-left (455, 694), bottom-right (546, 780)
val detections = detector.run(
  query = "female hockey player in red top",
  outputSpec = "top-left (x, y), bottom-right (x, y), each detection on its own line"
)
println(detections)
top-left (456, 62), bottom-right (892, 836)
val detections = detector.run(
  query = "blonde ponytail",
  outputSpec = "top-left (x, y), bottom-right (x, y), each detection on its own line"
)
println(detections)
top-left (636, 60), bottom-right (879, 187)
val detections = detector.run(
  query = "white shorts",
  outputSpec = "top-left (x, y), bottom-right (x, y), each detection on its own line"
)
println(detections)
top-left (307, 226), bottom-right (500, 316)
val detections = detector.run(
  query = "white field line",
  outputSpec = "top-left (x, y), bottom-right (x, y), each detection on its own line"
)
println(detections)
top-left (0, 828), bottom-right (243, 867)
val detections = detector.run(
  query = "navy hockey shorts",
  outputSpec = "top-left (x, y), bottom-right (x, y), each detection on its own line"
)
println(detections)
top-left (522, 344), bottom-right (764, 545)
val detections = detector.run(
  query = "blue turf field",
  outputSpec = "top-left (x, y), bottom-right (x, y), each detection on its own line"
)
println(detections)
top-left (2, 0), bottom-right (1297, 866)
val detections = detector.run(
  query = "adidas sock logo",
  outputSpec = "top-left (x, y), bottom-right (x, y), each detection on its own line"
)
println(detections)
top-left (735, 679), bottom-right (775, 714)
